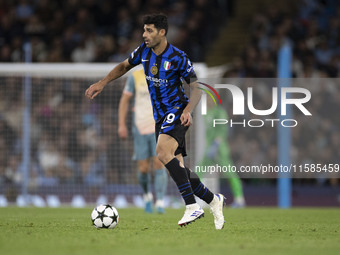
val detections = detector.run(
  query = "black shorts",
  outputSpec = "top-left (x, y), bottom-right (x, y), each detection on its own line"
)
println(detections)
top-left (155, 107), bottom-right (189, 157)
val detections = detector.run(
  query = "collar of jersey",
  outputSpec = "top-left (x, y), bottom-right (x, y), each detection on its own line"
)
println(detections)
top-left (151, 42), bottom-right (170, 57)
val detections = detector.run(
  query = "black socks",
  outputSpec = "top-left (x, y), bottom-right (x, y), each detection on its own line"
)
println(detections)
top-left (185, 167), bottom-right (214, 204)
top-left (165, 158), bottom-right (196, 205)
top-left (165, 157), bottom-right (215, 205)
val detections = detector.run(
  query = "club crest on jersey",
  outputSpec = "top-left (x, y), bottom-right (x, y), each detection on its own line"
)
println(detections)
top-left (150, 65), bottom-right (158, 75)
top-left (164, 61), bottom-right (171, 70)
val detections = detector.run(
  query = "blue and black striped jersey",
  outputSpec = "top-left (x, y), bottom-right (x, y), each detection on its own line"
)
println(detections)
top-left (128, 42), bottom-right (197, 123)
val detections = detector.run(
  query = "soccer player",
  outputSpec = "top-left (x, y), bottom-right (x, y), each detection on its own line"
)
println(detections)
top-left (85, 14), bottom-right (225, 229)
top-left (118, 69), bottom-right (168, 214)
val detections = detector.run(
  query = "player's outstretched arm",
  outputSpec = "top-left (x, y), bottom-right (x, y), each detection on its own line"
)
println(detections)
top-left (181, 81), bottom-right (202, 127)
top-left (85, 59), bottom-right (134, 99)
top-left (118, 92), bottom-right (132, 139)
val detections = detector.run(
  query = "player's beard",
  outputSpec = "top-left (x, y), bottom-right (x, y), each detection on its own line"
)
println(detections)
top-left (146, 37), bottom-right (161, 49)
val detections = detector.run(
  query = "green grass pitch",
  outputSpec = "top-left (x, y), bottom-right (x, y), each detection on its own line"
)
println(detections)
top-left (0, 207), bottom-right (339, 255)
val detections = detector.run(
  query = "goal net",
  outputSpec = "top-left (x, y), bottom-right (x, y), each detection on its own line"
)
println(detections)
top-left (0, 63), bottom-right (208, 208)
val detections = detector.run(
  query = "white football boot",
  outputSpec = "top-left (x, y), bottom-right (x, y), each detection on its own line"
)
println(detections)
top-left (178, 203), bottom-right (204, 226)
top-left (209, 194), bottom-right (226, 230)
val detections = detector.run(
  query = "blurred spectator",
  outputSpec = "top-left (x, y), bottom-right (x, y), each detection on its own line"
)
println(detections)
top-left (15, 0), bottom-right (34, 22)
top-left (0, 44), bottom-right (11, 61)
top-left (71, 35), bottom-right (96, 62)
top-left (231, 1), bottom-right (340, 79)
top-left (0, 0), bottom-right (226, 63)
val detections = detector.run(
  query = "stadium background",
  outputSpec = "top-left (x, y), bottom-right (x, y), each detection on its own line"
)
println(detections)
top-left (0, 0), bottom-right (339, 208)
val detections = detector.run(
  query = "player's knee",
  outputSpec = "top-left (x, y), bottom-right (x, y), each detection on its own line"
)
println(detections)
top-left (156, 145), bottom-right (165, 162)
top-left (153, 157), bottom-right (164, 170)
top-left (156, 144), bottom-right (170, 164)
top-left (138, 166), bottom-right (148, 173)
top-left (138, 160), bottom-right (149, 173)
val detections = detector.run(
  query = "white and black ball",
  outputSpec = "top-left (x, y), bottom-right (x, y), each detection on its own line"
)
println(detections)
top-left (91, 204), bottom-right (119, 229)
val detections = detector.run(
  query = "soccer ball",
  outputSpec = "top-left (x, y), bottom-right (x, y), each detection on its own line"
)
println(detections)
top-left (91, 204), bottom-right (119, 229)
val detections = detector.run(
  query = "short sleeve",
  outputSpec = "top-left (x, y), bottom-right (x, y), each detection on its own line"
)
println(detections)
top-left (178, 54), bottom-right (197, 84)
top-left (123, 75), bottom-right (135, 95)
top-left (128, 43), bottom-right (145, 66)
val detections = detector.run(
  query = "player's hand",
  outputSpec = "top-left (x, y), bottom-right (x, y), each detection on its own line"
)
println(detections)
top-left (85, 81), bottom-right (105, 99)
top-left (118, 125), bottom-right (128, 139)
top-left (180, 111), bottom-right (192, 126)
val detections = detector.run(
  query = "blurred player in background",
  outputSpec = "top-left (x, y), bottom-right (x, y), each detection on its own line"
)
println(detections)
top-left (85, 14), bottom-right (225, 229)
top-left (118, 69), bottom-right (168, 214)
top-left (198, 97), bottom-right (246, 208)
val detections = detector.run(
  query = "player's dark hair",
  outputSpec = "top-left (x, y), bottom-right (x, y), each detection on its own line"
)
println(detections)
top-left (143, 14), bottom-right (168, 35)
